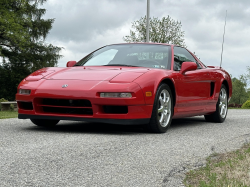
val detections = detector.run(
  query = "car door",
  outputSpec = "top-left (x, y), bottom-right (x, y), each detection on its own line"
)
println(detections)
top-left (173, 46), bottom-right (211, 113)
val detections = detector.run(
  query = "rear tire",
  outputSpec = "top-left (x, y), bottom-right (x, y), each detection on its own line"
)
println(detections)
top-left (146, 84), bottom-right (173, 133)
top-left (30, 119), bottom-right (60, 127)
top-left (204, 84), bottom-right (228, 123)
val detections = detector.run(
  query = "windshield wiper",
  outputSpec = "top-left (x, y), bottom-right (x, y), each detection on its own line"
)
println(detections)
top-left (104, 64), bottom-right (140, 67)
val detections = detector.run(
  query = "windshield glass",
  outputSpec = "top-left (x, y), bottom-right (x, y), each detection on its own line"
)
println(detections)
top-left (75, 44), bottom-right (171, 69)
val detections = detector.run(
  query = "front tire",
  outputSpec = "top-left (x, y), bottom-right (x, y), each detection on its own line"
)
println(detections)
top-left (30, 119), bottom-right (60, 127)
top-left (204, 84), bottom-right (228, 123)
top-left (147, 84), bottom-right (173, 133)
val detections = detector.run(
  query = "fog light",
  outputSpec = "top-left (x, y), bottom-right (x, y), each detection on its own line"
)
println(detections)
top-left (100, 93), bottom-right (132, 98)
top-left (19, 89), bottom-right (31, 95)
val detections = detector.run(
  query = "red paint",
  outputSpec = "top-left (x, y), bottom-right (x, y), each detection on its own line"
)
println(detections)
top-left (25, 70), bottom-right (54, 81)
top-left (16, 43), bottom-right (232, 122)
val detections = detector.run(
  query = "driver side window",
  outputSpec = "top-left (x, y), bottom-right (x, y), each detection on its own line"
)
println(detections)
top-left (174, 47), bottom-right (199, 71)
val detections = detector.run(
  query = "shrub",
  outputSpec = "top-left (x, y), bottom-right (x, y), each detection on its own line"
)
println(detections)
top-left (242, 100), bottom-right (250, 109)
top-left (0, 98), bottom-right (8, 111)
top-left (228, 103), bottom-right (242, 108)
top-left (0, 98), bottom-right (8, 102)
top-left (10, 104), bottom-right (15, 111)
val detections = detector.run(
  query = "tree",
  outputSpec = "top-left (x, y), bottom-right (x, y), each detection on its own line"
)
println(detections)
top-left (247, 66), bottom-right (250, 99)
top-left (247, 66), bottom-right (250, 86)
top-left (123, 16), bottom-right (186, 47)
top-left (0, 0), bottom-right (62, 100)
top-left (229, 75), bottom-right (249, 105)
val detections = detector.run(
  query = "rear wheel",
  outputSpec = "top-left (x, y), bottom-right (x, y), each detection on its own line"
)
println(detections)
top-left (30, 119), bottom-right (60, 127)
top-left (147, 84), bottom-right (173, 133)
top-left (204, 84), bottom-right (228, 123)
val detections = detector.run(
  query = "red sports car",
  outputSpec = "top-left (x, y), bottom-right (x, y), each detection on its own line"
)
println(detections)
top-left (16, 43), bottom-right (232, 133)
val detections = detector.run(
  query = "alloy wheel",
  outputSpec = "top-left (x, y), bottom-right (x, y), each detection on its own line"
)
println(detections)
top-left (157, 89), bottom-right (171, 127)
top-left (219, 88), bottom-right (227, 118)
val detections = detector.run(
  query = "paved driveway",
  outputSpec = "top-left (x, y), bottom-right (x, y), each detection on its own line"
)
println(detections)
top-left (0, 109), bottom-right (249, 187)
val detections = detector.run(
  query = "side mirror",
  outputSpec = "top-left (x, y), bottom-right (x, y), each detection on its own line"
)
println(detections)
top-left (179, 62), bottom-right (197, 74)
top-left (66, 61), bottom-right (77, 67)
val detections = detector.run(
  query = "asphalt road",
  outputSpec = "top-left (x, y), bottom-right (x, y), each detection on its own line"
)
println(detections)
top-left (0, 109), bottom-right (250, 187)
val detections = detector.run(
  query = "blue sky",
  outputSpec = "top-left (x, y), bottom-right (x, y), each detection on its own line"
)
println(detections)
top-left (42, 0), bottom-right (250, 79)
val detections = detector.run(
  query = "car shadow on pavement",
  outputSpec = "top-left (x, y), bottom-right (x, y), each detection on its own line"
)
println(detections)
top-left (23, 121), bottom-right (146, 135)
top-left (171, 116), bottom-right (208, 129)
top-left (22, 116), bottom-right (208, 135)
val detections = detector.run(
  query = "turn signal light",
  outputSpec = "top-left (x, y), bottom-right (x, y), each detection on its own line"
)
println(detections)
top-left (19, 89), bottom-right (31, 95)
top-left (145, 91), bottom-right (152, 97)
top-left (100, 93), bottom-right (132, 98)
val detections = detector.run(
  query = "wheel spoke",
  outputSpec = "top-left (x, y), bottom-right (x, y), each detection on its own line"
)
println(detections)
top-left (162, 92), bottom-right (166, 103)
top-left (159, 114), bottom-right (164, 123)
top-left (158, 106), bottom-right (164, 113)
top-left (220, 106), bottom-right (224, 115)
top-left (162, 112), bottom-right (167, 121)
top-left (164, 97), bottom-right (169, 107)
top-left (220, 94), bottom-right (223, 102)
top-left (159, 96), bottom-right (164, 106)
top-left (219, 102), bottom-right (223, 109)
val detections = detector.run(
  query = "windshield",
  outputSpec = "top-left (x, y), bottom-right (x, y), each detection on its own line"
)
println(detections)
top-left (75, 44), bottom-right (171, 69)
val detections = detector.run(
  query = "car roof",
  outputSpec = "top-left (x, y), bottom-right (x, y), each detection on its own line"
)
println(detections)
top-left (106, 43), bottom-right (174, 47)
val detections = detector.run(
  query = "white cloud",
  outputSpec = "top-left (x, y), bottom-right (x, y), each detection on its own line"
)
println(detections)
top-left (42, 0), bottom-right (250, 78)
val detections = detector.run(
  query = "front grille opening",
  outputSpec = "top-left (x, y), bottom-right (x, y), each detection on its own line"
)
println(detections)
top-left (42, 98), bottom-right (92, 107)
top-left (103, 105), bottom-right (128, 114)
top-left (43, 107), bottom-right (93, 115)
top-left (18, 102), bottom-right (33, 110)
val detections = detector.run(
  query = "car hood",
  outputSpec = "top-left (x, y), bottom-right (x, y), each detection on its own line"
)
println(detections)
top-left (44, 67), bottom-right (150, 82)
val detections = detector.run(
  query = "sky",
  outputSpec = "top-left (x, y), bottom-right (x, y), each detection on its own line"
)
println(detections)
top-left (42, 0), bottom-right (250, 78)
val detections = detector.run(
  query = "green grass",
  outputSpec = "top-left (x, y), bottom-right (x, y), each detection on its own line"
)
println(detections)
top-left (0, 111), bottom-right (18, 119)
top-left (184, 144), bottom-right (250, 187)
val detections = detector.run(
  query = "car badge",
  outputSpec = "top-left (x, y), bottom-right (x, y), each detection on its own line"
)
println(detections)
top-left (62, 84), bottom-right (68, 88)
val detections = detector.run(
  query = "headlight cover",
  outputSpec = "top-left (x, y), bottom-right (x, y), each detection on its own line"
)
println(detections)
top-left (100, 93), bottom-right (132, 98)
top-left (19, 89), bottom-right (31, 95)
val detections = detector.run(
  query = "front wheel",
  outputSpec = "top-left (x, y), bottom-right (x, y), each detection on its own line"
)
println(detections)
top-left (147, 84), bottom-right (173, 133)
top-left (30, 119), bottom-right (60, 127)
top-left (204, 84), bottom-right (228, 123)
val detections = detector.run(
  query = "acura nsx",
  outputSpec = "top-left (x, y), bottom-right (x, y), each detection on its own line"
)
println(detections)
top-left (16, 43), bottom-right (232, 133)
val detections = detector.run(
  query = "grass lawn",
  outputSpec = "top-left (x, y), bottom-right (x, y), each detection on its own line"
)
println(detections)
top-left (184, 144), bottom-right (250, 187)
top-left (0, 111), bottom-right (18, 119)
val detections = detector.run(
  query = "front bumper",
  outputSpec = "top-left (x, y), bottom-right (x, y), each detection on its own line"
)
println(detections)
top-left (16, 80), bottom-right (153, 124)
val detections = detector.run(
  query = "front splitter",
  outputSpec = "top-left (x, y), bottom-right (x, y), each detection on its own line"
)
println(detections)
top-left (18, 114), bottom-right (150, 125)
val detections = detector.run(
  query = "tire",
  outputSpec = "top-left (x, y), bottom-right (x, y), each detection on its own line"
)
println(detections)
top-left (204, 84), bottom-right (228, 123)
top-left (30, 119), bottom-right (60, 127)
top-left (147, 84), bottom-right (173, 133)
